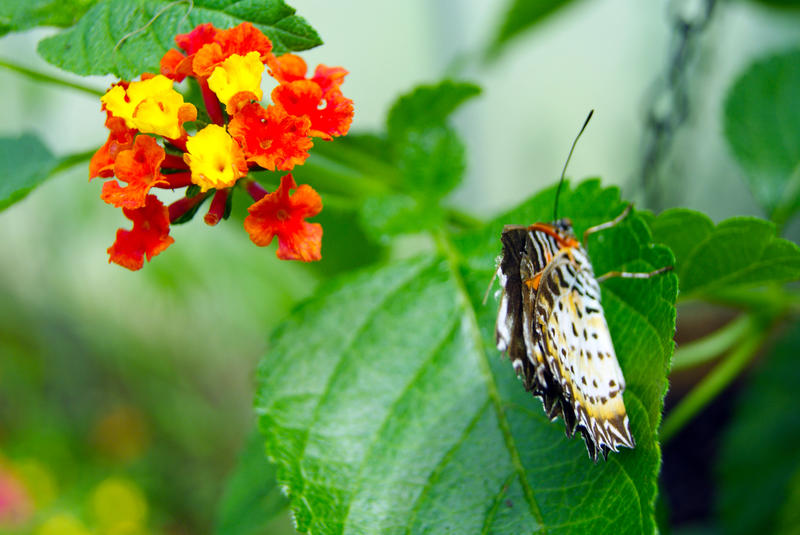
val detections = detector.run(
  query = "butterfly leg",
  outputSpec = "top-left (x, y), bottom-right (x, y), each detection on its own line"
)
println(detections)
top-left (596, 265), bottom-right (672, 283)
top-left (582, 203), bottom-right (632, 246)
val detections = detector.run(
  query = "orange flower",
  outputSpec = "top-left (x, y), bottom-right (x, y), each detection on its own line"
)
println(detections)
top-left (244, 174), bottom-right (322, 261)
top-left (266, 54), bottom-right (348, 96)
top-left (161, 23), bottom-right (220, 81)
top-left (272, 81), bottom-right (353, 140)
top-left (108, 195), bottom-right (174, 270)
top-left (100, 135), bottom-right (168, 209)
top-left (228, 103), bottom-right (312, 171)
top-left (193, 22), bottom-right (272, 78)
top-left (89, 115), bottom-right (137, 179)
top-left (266, 53), bottom-right (307, 84)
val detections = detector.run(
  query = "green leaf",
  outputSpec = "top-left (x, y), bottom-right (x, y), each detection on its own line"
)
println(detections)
top-left (646, 208), bottom-right (800, 298)
top-left (0, 0), bottom-right (97, 36)
top-left (723, 49), bottom-right (800, 224)
top-left (215, 427), bottom-right (289, 535)
top-left (716, 323), bottom-right (800, 535)
top-left (0, 134), bottom-right (57, 211)
top-left (486, 0), bottom-right (578, 59)
top-left (397, 125), bottom-right (466, 197)
top-left (358, 193), bottom-right (443, 241)
top-left (255, 180), bottom-right (677, 533)
top-left (386, 80), bottom-right (481, 144)
top-left (310, 204), bottom-right (385, 277)
top-left (38, 0), bottom-right (322, 79)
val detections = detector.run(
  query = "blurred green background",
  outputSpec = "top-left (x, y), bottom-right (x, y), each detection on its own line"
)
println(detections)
top-left (1, 1), bottom-right (799, 533)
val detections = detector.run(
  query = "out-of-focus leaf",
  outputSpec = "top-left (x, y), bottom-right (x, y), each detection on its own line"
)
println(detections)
top-left (723, 49), bottom-right (800, 224)
top-left (255, 180), bottom-right (677, 534)
top-left (0, 135), bottom-right (57, 211)
top-left (747, 0), bottom-right (800, 7)
top-left (310, 203), bottom-right (385, 276)
top-left (396, 126), bottom-right (466, 197)
top-left (358, 193), bottom-right (443, 241)
top-left (0, 0), bottom-right (96, 35)
top-left (645, 208), bottom-right (800, 298)
top-left (716, 323), bottom-right (800, 535)
top-left (38, 0), bottom-right (321, 79)
top-left (386, 80), bottom-right (480, 144)
top-left (486, 0), bottom-right (579, 59)
top-left (215, 428), bottom-right (289, 535)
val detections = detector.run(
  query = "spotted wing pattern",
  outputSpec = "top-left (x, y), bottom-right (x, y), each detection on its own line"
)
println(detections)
top-left (495, 221), bottom-right (635, 460)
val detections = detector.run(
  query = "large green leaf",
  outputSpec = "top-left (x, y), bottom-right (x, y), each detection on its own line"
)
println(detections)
top-left (0, 134), bottom-right (57, 211)
top-left (645, 208), bottom-right (800, 298)
top-left (716, 323), bottom-right (800, 535)
top-left (0, 0), bottom-right (96, 36)
top-left (37, 0), bottom-right (321, 79)
top-left (255, 180), bottom-right (677, 533)
top-left (486, 0), bottom-right (579, 59)
top-left (215, 427), bottom-right (289, 535)
top-left (723, 49), bottom-right (800, 224)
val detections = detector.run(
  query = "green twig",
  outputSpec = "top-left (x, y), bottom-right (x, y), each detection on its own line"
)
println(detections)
top-left (671, 314), bottom-right (755, 371)
top-left (53, 149), bottom-right (95, 175)
top-left (0, 59), bottom-right (105, 97)
top-left (660, 316), bottom-right (772, 443)
top-left (446, 207), bottom-right (484, 230)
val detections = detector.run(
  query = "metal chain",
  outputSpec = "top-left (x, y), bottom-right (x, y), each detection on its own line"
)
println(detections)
top-left (637, 0), bottom-right (718, 210)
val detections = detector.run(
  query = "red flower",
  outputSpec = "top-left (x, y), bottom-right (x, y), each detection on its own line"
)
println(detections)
top-left (161, 23), bottom-right (219, 82)
top-left (272, 81), bottom-right (353, 140)
top-left (228, 103), bottom-right (313, 171)
top-left (193, 22), bottom-right (272, 78)
top-left (108, 195), bottom-right (174, 270)
top-left (311, 64), bottom-right (349, 95)
top-left (100, 135), bottom-right (168, 209)
top-left (244, 174), bottom-right (322, 261)
top-left (89, 115), bottom-right (137, 179)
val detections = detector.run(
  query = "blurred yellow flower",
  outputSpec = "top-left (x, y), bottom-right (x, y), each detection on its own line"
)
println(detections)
top-left (36, 513), bottom-right (91, 535)
top-left (91, 477), bottom-right (148, 532)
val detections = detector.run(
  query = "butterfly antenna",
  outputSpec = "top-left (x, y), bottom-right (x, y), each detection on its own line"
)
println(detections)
top-left (553, 109), bottom-right (594, 221)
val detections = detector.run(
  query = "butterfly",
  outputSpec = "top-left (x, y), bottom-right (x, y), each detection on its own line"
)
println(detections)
top-left (492, 112), bottom-right (671, 460)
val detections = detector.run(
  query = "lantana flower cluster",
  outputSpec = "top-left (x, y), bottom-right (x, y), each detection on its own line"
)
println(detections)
top-left (90, 22), bottom-right (353, 270)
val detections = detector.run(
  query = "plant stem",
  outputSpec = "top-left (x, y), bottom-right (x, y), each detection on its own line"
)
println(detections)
top-left (671, 314), bottom-right (754, 371)
top-left (0, 59), bottom-right (105, 97)
top-left (660, 316), bottom-right (771, 443)
top-left (53, 149), bottom-right (95, 174)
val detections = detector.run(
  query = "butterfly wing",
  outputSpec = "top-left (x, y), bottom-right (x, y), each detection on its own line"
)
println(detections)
top-left (496, 226), bottom-right (556, 393)
top-left (530, 249), bottom-right (635, 460)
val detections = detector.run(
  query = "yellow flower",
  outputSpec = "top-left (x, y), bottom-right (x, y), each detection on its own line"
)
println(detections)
top-left (91, 477), bottom-right (148, 532)
top-left (36, 513), bottom-right (91, 535)
top-left (183, 125), bottom-right (248, 191)
top-left (101, 75), bottom-right (197, 139)
top-left (207, 51), bottom-right (265, 113)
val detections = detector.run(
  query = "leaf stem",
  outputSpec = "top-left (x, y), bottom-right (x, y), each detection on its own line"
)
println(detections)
top-left (671, 314), bottom-right (755, 371)
top-left (0, 59), bottom-right (105, 97)
top-left (660, 315), bottom-right (772, 443)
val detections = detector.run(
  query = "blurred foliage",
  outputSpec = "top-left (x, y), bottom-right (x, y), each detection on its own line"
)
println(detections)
top-left (0, 0), bottom-right (96, 36)
top-left (0, 135), bottom-right (56, 210)
top-left (723, 48), bottom-right (800, 228)
top-left (214, 427), bottom-right (289, 535)
top-left (486, 0), bottom-right (578, 59)
top-left (716, 323), bottom-right (800, 535)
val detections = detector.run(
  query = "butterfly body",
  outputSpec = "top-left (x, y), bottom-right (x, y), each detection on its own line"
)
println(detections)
top-left (495, 218), bottom-right (634, 461)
